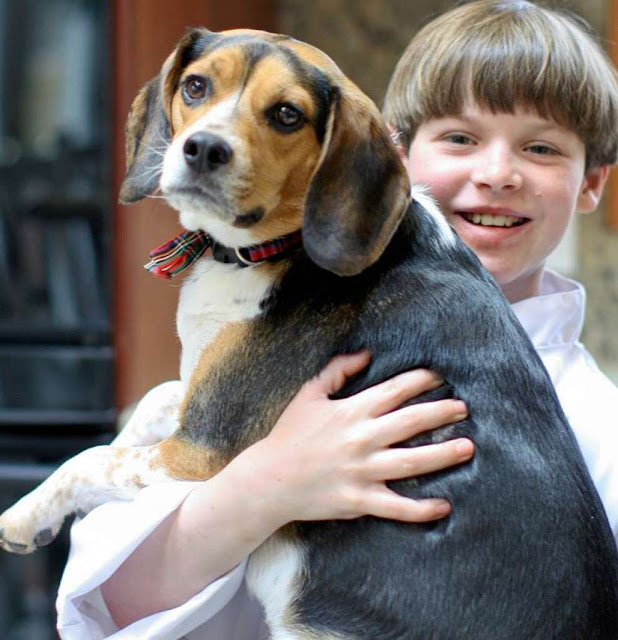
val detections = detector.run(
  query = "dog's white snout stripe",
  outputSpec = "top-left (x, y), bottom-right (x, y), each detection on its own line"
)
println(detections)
top-left (161, 93), bottom-right (242, 193)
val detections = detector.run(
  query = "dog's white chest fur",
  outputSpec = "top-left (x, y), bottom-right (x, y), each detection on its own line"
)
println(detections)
top-left (177, 258), bottom-right (275, 384)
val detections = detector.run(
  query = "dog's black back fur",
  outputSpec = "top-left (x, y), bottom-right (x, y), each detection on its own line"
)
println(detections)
top-left (181, 201), bottom-right (618, 638)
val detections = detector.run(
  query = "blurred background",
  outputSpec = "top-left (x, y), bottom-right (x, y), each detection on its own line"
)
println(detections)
top-left (0, 0), bottom-right (616, 637)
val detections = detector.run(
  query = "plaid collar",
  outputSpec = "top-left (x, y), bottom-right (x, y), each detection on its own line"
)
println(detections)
top-left (145, 229), bottom-right (303, 280)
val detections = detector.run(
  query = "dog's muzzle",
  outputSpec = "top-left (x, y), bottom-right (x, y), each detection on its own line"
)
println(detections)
top-left (183, 132), bottom-right (233, 173)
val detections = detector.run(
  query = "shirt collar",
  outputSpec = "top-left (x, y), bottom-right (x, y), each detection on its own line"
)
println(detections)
top-left (511, 270), bottom-right (585, 349)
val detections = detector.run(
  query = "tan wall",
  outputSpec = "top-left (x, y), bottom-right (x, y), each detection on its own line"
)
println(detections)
top-left (279, 0), bottom-right (618, 382)
top-left (570, 0), bottom-right (618, 382)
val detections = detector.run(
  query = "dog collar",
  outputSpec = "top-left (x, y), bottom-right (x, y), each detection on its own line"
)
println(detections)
top-left (145, 229), bottom-right (303, 279)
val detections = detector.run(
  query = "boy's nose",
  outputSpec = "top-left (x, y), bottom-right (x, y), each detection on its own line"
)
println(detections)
top-left (471, 146), bottom-right (522, 192)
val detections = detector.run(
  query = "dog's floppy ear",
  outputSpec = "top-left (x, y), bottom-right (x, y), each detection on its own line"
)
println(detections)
top-left (303, 87), bottom-right (411, 276)
top-left (119, 28), bottom-right (215, 204)
top-left (118, 75), bottom-right (168, 204)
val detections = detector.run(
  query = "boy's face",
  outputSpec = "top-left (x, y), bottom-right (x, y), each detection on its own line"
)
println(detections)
top-left (399, 103), bottom-right (608, 302)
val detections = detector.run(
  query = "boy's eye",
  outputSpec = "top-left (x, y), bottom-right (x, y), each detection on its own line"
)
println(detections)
top-left (526, 144), bottom-right (558, 156)
top-left (444, 134), bottom-right (474, 145)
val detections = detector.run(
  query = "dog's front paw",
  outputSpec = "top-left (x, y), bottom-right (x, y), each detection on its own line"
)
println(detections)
top-left (0, 508), bottom-right (62, 555)
top-left (0, 487), bottom-right (67, 553)
top-left (0, 491), bottom-right (66, 554)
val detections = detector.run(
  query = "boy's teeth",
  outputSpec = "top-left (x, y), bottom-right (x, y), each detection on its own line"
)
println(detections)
top-left (465, 213), bottom-right (522, 227)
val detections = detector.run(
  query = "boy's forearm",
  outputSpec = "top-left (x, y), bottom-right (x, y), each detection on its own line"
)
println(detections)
top-left (101, 455), bottom-right (286, 629)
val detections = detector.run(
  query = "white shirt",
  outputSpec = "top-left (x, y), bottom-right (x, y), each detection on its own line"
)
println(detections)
top-left (56, 270), bottom-right (618, 640)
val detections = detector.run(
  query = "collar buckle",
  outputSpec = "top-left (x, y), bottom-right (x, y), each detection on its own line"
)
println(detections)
top-left (234, 247), bottom-right (256, 266)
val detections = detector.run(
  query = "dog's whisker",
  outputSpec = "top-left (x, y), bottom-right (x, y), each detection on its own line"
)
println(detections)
top-left (389, 129), bottom-right (404, 145)
top-left (141, 142), bottom-right (167, 158)
top-left (155, 129), bottom-right (171, 149)
top-left (125, 164), bottom-right (164, 183)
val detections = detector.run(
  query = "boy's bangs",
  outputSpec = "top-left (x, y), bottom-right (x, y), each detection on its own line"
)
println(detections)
top-left (416, 33), bottom-right (583, 131)
top-left (384, 1), bottom-right (618, 167)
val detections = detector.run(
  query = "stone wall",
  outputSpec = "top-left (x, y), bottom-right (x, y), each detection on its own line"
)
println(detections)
top-left (278, 0), bottom-right (618, 382)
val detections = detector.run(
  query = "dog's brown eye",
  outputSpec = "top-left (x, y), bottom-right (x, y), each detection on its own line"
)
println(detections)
top-left (275, 105), bottom-right (301, 126)
top-left (268, 103), bottom-right (305, 133)
top-left (183, 75), bottom-right (209, 102)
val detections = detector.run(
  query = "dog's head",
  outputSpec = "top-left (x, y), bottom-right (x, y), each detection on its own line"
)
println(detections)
top-left (120, 28), bottom-right (410, 276)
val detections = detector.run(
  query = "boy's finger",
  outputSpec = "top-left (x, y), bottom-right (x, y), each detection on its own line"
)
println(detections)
top-left (366, 489), bottom-right (452, 523)
top-left (351, 369), bottom-right (444, 418)
top-left (309, 351), bottom-right (372, 398)
top-left (371, 399), bottom-right (468, 447)
top-left (367, 438), bottom-right (474, 482)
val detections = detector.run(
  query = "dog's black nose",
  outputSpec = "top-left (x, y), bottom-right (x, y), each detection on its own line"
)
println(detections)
top-left (183, 132), bottom-right (233, 172)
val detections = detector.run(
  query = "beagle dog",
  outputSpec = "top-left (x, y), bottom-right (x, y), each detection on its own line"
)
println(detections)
top-left (1, 28), bottom-right (618, 639)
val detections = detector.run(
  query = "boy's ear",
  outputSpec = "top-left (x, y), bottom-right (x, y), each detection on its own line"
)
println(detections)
top-left (387, 123), bottom-right (409, 168)
top-left (577, 165), bottom-right (610, 214)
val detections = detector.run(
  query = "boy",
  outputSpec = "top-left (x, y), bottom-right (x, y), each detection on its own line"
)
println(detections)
top-left (57, 1), bottom-right (618, 638)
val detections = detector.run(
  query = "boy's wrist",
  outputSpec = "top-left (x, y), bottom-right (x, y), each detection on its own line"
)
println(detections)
top-left (219, 441), bottom-right (295, 533)
top-left (179, 444), bottom-right (292, 552)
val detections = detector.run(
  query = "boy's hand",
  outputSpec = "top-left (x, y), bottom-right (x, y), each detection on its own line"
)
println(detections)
top-left (236, 351), bottom-right (473, 528)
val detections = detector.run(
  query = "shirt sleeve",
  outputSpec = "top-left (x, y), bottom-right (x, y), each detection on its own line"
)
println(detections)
top-left (540, 342), bottom-right (618, 547)
top-left (561, 348), bottom-right (618, 546)
top-left (56, 481), bottom-right (248, 640)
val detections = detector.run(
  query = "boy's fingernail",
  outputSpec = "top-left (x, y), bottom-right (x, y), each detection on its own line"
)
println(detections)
top-left (434, 500), bottom-right (451, 516)
top-left (453, 400), bottom-right (467, 420)
top-left (455, 439), bottom-right (474, 459)
top-left (430, 374), bottom-right (445, 388)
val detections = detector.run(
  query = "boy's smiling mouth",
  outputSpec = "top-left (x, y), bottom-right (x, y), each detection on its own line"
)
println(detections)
top-left (456, 208), bottom-right (529, 228)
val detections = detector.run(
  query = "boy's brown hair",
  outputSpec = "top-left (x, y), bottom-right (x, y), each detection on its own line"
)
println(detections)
top-left (383, 0), bottom-right (618, 169)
